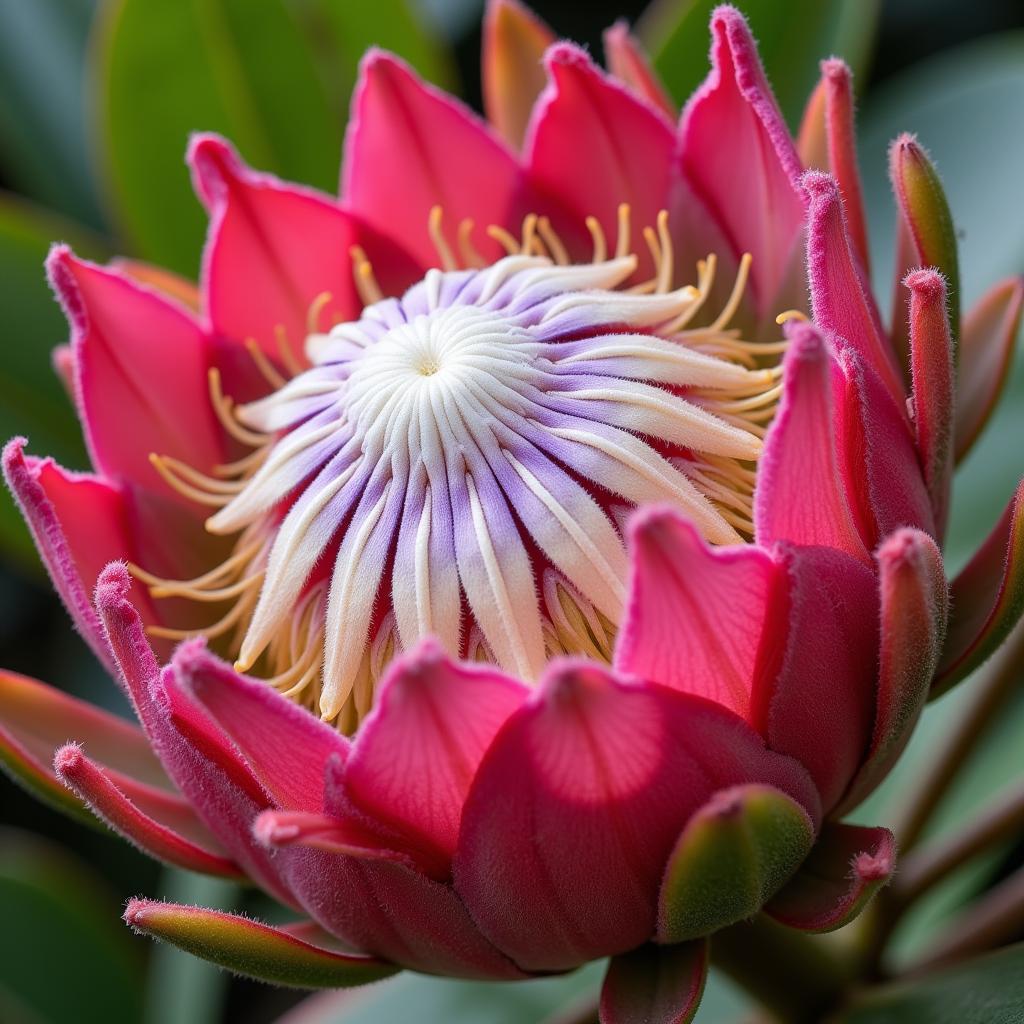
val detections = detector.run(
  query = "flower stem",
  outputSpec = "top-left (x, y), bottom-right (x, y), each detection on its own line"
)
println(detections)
top-left (890, 780), bottom-right (1024, 910)
top-left (896, 622), bottom-right (1024, 853)
top-left (711, 916), bottom-right (852, 1023)
top-left (908, 863), bottom-right (1024, 972)
top-left (854, 623), bottom-right (1024, 969)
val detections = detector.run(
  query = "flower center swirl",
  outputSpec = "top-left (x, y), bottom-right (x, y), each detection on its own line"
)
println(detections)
top-left (137, 210), bottom-right (786, 730)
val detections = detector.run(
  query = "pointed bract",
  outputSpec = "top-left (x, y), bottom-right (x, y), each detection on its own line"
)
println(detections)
top-left (453, 662), bottom-right (818, 971)
top-left (46, 246), bottom-right (224, 490)
top-left (754, 322), bottom-right (868, 563)
top-left (124, 899), bottom-right (397, 988)
top-left (838, 530), bottom-right (947, 813)
top-left (189, 134), bottom-right (419, 371)
top-left (0, 667), bottom-right (170, 826)
top-left (343, 51), bottom-right (524, 268)
top-left (890, 134), bottom-right (960, 344)
top-left (933, 478), bottom-right (1024, 696)
top-left (3, 440), bottom-right (148, 673)
top-left (766, 823), bottom-right (896, 932)
top-left (525, 43), bottom-right (675, 278)
top-left (95, 564), bottom-right (297, 904)
top-left (799, 60), bottom-right (869, 272)
top-left (956, 276), bottom-right (1024, 462)
top-left (617, 507), bottom-right (778, 718)
top-left (173, 642), bottom-right (349, 813)
top-left (95, 563), bottom-right (187, 733)
top-left (678, 6), bottom-right (805, 315)
top-left (603, 21), bottom-right (676, 119)
top-left (345, 641), bottom-right (528, 863)
top-left (803, 172), bottom-right (905, 407)
top-left (55, 743), bottom-right (243, 879)
top-left (482, 0), bottom-right (555, 149)
top-left (657, 784), bottom-right (814, 943)
top-left (905, 269), bottom-right (955, 536)
top-left (600, 940), bottom-right (707, 1024)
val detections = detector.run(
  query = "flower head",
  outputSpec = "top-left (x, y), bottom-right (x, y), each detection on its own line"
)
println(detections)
top-left (144, 212), bottom-right (776, 726)
top-left (2, 2), bottom-right (1023, 1015)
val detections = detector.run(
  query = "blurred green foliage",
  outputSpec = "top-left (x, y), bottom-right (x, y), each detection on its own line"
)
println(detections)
top-left (265, 962), bottom-right (753, 1023)
top-left (838, 942), bottom-right (1024, 1023)
top-left (0, 0), bottom-right (1023, 1022)
top-left (96, 0), bottom-right (452, 276)
top-left (640, 0), bottom-right (880, 126)
top-left (0, 0), bottom-right (103, 227)
top-left (0, 828), bottom-right (145, 1023)
top-left (274, 961), bottom-right (609, 1024)
top-left (0, 196), bottom-right (99, 569)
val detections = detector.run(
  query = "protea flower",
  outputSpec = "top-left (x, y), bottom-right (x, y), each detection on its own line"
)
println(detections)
top-left (2, 2), bottom-right (1023, 1019)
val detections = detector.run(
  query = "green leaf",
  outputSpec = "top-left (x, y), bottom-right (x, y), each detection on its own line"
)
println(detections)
top-left (270, 964), bottom-right (752, 1023)
top-left (859, 33), bottom-right (1024, 574)
top-left (126, 898), bottom-right (396, 989)
top-left (836, 942), bottom-right (1024, 1023)
top-left (889, 136), bottom-right (961, 345)
top-left (93, 0), bottom-right (453, 277)
top-left (0, 0), bottom-right (104, 227)
top-left (638, 0), bottom-right (880, 127)
top-left (299, 1), bottom-right (454, 101)
top-left (658, 784), bottom-right (815, 943)
top-left (0, 193), bottom-right (99, 570)
top-left (273, 963), bottom-right (604, 1024)
top-left (0, 827), bottom-right (145, 1024)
